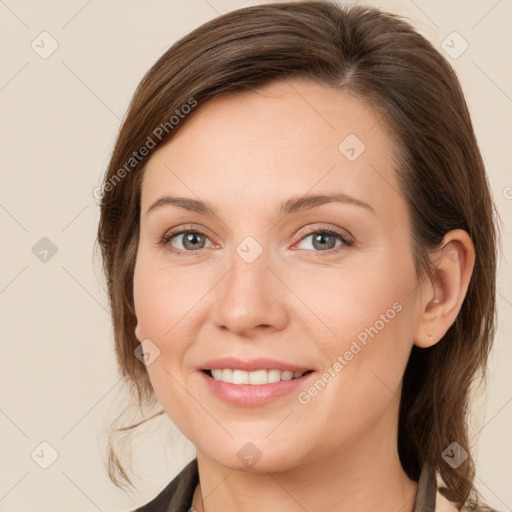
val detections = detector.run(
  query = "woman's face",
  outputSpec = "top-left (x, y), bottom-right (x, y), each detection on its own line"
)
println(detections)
top-left (133, 78), bottom-right (427, 471)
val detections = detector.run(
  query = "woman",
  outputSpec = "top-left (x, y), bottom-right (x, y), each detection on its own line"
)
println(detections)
top-left (96, 2), bottom-right (501, 511)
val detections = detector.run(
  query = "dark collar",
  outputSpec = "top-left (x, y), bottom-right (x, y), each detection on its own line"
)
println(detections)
top-left (412, 462), bottom-right (437, 512)
top-left (134, 458), bottom-right (437, 512)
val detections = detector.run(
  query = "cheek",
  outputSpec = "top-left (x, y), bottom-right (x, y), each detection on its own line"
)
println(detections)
top-left (132, 251), bottom-right (214, 401)
top-left (294, 278), bottom-right (416, 449)
top-left (133, 252), bottom-right (204, 342)
top-left (133, 257), bottom-right (199, 430)
top-left (303, 253), bottom-right (417, 396)
top-left (294, 254), bottom-right (416, 348)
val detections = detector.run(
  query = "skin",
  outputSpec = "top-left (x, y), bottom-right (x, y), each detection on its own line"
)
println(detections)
top-left (133, 77), bottom-right (474, 512)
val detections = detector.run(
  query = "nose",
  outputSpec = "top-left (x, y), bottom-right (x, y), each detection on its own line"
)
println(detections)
top-left (211, 244), bottom-right (289, 338)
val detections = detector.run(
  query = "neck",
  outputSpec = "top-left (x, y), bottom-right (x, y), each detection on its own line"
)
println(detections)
top-left (191, 403), bottom-right (418, 512)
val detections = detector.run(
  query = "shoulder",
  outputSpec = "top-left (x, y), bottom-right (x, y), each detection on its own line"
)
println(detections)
top-left (458, 505), bottom-right (501, 512)
top-left (437, 488), bottom-right (500, 512)
top-left (130, 458), bottom-right (199, 512)
top-left (436, 490), bottom-right (458, 512)
top-left (437, 489), bottom-right (457, 512)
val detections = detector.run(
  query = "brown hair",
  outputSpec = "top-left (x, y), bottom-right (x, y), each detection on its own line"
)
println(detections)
top-left (96, 1), bottom-right (501, 509)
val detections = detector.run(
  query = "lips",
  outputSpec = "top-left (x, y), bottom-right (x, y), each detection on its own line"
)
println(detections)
top-left (199, 357), bottom-right (313, 373)
top-left (198, 366), bottom-right (317, 407)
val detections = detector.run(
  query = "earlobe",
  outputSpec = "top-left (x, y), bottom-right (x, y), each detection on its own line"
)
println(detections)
top-left (413, 229), bottom-right (475, 349)
top-left (414, 296), bottom-right (442, 348)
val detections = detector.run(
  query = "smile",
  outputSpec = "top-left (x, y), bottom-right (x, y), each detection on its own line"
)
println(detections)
top-left (204, 368), bottom-right (314, 385)
top-left (199, 368), bottom-right (317, 407)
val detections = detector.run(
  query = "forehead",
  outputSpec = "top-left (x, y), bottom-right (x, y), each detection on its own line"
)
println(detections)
top-left (140, 78), bottom-right (402, 221)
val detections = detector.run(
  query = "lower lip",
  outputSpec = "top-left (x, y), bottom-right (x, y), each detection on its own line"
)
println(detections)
top-left (198, 370), bottom-right (316, 407)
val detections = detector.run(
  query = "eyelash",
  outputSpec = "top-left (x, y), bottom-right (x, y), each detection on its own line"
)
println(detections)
top-left (160, 224), bottom-right (354, 256)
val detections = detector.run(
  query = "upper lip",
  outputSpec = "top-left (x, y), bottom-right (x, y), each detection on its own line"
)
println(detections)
top-left (199, 357), bottom-right (314, 373)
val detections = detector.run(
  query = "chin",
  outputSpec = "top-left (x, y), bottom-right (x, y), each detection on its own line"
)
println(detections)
top-left (198, 441), bottom-right (306, 473)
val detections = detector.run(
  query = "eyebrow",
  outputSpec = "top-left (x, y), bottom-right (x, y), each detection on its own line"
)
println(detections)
top-left (146, 192), bottom-right (376, 217)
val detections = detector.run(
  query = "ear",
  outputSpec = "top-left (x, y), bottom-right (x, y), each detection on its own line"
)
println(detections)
top-left (414, 229), bottom-right (475, 348)
top-left (134, 322), bottom-right (142, 342)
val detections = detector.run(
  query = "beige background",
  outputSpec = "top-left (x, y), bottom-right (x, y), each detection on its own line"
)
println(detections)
top-left (0, 0), bottom-right (510, 511)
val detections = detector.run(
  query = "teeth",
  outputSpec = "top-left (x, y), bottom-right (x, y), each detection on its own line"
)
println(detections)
top-left (210, 369), bottom-right (306, 385)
